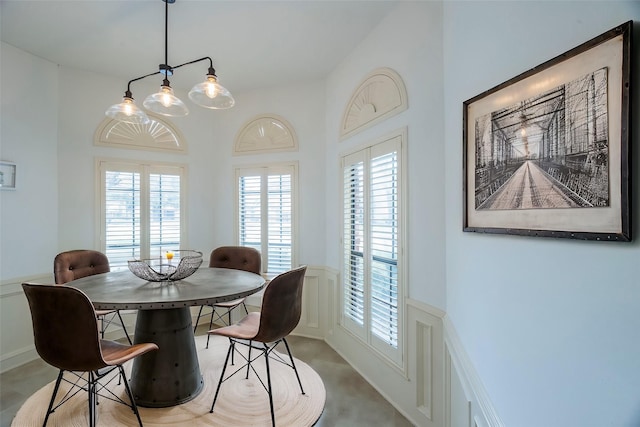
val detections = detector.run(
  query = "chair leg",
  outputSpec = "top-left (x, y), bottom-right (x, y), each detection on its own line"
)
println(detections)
top-left (98, 315), bottom-right (106, 339)
top-left (210, 340), bottom-right (235, 413)
top-left (205, 306), bottom-right (216, 349)
top-left (263, 343), bottom-right (276, 427)
top-left (116, 311), bottom-right (133, 345)
top-left (245, 340), bottom-right (252, 379)
top-left (282, 338), bottom-right (305, 395)
top-left (194, 306), bottom-right (205, 333)
top-left (88, 371), bottom-right (97, 427)
top-left (43, 370), bottom-right (64, 427)
top-left (119, 365), bottom-right (144, 427)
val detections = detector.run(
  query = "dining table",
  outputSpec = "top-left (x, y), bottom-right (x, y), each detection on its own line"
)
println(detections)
top-left (67, 267), bottom-right (265, 408)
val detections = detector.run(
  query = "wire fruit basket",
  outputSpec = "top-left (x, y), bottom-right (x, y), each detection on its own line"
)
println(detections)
top-left (128, 250), bottom-right (203, 282)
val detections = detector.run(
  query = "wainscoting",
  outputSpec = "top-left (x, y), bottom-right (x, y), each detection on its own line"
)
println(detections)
top-left (1, 266), bottom-right (501, 426)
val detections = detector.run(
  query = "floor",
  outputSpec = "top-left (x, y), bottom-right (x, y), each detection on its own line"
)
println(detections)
top-left (0, 327), bottom-right (414, 427)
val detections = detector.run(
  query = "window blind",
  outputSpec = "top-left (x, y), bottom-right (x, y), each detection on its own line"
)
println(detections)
top-left (237, 165), bottom-right (296, 275)
top-left (102, 162), bottom-right (184, 270)
top-left (341, 134), bottom-right (403, 360)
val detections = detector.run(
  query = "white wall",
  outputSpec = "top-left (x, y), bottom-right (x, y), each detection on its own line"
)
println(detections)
top-left (443, 3), bottom-right (640, 427)
top-left (0, 42), bottom-right (60, 370)
top-left (0, 42), bottom-right (59, 279)
top-left (325, 1), bottom-right (447, 309)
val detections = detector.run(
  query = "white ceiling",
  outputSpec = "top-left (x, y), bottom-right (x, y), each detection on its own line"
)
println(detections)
top-left (1, 0), bottom-right (397, 95)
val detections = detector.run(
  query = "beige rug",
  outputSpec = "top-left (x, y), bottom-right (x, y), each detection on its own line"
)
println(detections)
top-left (12, 335), bottom-right (325, 426)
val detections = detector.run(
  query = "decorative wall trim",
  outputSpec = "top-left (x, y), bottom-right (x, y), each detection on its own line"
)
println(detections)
top-left (443, 315), bottom-right (504, 427)
top-left (407, 299), bottom-right (445, 426)
top-left (340, 67), bottom-right (408, 140)
top-left (94, 113), bottom-right (187, 153)
top-left (234, 114), bottom-right (298, 155)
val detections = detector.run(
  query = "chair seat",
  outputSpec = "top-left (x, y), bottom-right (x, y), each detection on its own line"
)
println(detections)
top-left (214, 298), bottom-right (245, 309)
top-left (209, 312), bottom-right (260, 340)
top-left (100, 340), bottom-right (159, 366)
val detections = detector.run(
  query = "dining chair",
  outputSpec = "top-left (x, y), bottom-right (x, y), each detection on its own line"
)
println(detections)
top-left (193, 246), bottom-right (262, 348)
top-left (208, 265), bottom-right (307, 427)
top-left (22, 282), bottom-right (159, 427)
top-left (54, 249), bottom-right (132, 345)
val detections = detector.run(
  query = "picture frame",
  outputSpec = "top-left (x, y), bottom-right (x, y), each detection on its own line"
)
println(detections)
top-left (0, 161), bottom-right (16, 190)
top-left (463, 21), bottom-right (632, 242)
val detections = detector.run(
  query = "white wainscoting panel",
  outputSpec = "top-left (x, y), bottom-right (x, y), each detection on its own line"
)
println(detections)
top-left (1, 274), bottom-right (50, 372)
top-left (444, 315), bottom-right (504, 427)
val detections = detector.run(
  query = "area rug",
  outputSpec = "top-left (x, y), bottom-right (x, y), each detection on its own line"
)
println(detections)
top-left (12, 335), bottom-right (325, 426)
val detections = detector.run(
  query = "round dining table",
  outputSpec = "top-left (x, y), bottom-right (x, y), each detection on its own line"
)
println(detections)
top-left (68, 267), bottom-right (265, 408)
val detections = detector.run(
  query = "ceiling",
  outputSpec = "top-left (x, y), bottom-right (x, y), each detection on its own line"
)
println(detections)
top-left (1, 0), bottom-right (397, 94)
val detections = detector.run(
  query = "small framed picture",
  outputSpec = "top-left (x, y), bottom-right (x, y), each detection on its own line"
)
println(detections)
top-left (0, 161), bottom-right (17, 190)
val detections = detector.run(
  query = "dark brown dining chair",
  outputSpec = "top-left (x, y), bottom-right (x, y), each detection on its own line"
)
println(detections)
top-left (54, 249), bottom-right (132, 345)
top-left (193, 246), bottom-right (262, 348)
top-left (22, 282), bottom-right (159, 427)
top-left (208, 265), bottom-right (307, 427)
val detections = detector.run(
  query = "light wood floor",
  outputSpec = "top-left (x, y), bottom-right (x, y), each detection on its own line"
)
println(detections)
top-left (1, 329), bottom-right (413, 426)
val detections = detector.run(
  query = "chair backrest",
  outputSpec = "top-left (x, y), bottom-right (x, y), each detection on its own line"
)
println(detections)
top-left (22, 283), bottom-right (106, 372)
top-left (253, 265), bottom-right (307, 343)
top-left (209, 246), bottom-right (261, 274)
top-left (54, 249), bottom-right (110, 284)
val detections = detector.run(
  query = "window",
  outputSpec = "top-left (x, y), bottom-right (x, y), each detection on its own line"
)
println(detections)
top-left (98, 160), bottom-right (185, 269)
top-left (341, 132), bottom-right (404, 365)
top-left (236, 163), bottom-right (297, 276)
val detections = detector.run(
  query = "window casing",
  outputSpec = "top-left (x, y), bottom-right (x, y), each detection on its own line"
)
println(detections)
top-left (341, 132), bottom-right (404, 366)
top-left (98, 160), bottom-right (186, 270)
top-left (235, 163), bottom-right (298, 276)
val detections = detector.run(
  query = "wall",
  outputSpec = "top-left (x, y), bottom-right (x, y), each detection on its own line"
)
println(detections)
top-left (443, 3), bottom-right (640, 427)
top-left (323, 2), bottom-right (448, 425)
top-left (0, 42), bottom-right (59, 370)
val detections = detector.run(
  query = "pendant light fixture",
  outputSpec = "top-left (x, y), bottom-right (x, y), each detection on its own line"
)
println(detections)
top-left (105, 0), bottom-right (234, 124)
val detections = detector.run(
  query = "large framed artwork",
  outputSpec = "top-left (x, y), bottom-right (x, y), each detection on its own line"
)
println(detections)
top-left (463, 21), bottom-right (632, 241)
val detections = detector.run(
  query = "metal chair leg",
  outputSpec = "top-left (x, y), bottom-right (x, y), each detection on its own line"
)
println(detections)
top-left (194, 306), bottom-right (205, 332)
top-left (245, 340), bottom-right (252, 379)
top-left (116, 311), bottom-right (132, 345)
top-left (119, 365), bottom-right (144, 427)
top-left (88, 371), bottom-right (97, 427)
top-left (210, 340), bottom-right (235, 413)
top-left (282, 337), bottom-right (305, 394)
top-left (263, 343), bottom-right (276, 427)
top-left (43, 370), bottom-right (64, 426)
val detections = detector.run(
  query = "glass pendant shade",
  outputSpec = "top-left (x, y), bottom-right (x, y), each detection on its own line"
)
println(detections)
top-left (105, 96), bottom-right (150, 124)
top-left (188, 75), bottom-right (235, 109)
top-left (143, 84), bottom-right (189, 117)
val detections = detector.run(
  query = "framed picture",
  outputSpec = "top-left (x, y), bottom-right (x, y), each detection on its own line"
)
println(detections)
top-left (0, 161), bottom-right (16, 190)
top-left (463, 21), bottom-right (632, 242)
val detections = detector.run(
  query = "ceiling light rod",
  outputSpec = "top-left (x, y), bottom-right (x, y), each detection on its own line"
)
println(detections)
top-left (105, 0), bottom-right (234, 125)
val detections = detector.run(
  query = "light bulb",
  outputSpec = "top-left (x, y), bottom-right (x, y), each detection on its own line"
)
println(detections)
top-left (123, 99), bottom-right (134, 116)
top-left (161, 87), bottom-right (173, 107)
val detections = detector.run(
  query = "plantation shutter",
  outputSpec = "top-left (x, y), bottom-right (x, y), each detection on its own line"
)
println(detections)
top-left (104, 170), bottom-right (141, 268)
top-left (238, 174), bottom-right (262, 254)
top-left (237, 164), bottom-right (296, 275)
top-left (341, 132), bottom-right (403, 363)
top-left (101, 161), bottom-right (184, 270)
top-left (149, 173), bottom-right (181, 259)
top-left (369, 150), bottom-right (398, 348)
top-left (343, 158), bottom-right (365, 326)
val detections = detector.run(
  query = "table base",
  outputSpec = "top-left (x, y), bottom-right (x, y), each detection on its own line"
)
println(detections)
top-left (130, 307), bottom-right (203, 407)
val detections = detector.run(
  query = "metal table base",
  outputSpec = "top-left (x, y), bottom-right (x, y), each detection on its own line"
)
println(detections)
top-left (130, 307), bottom-right (203, 407)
